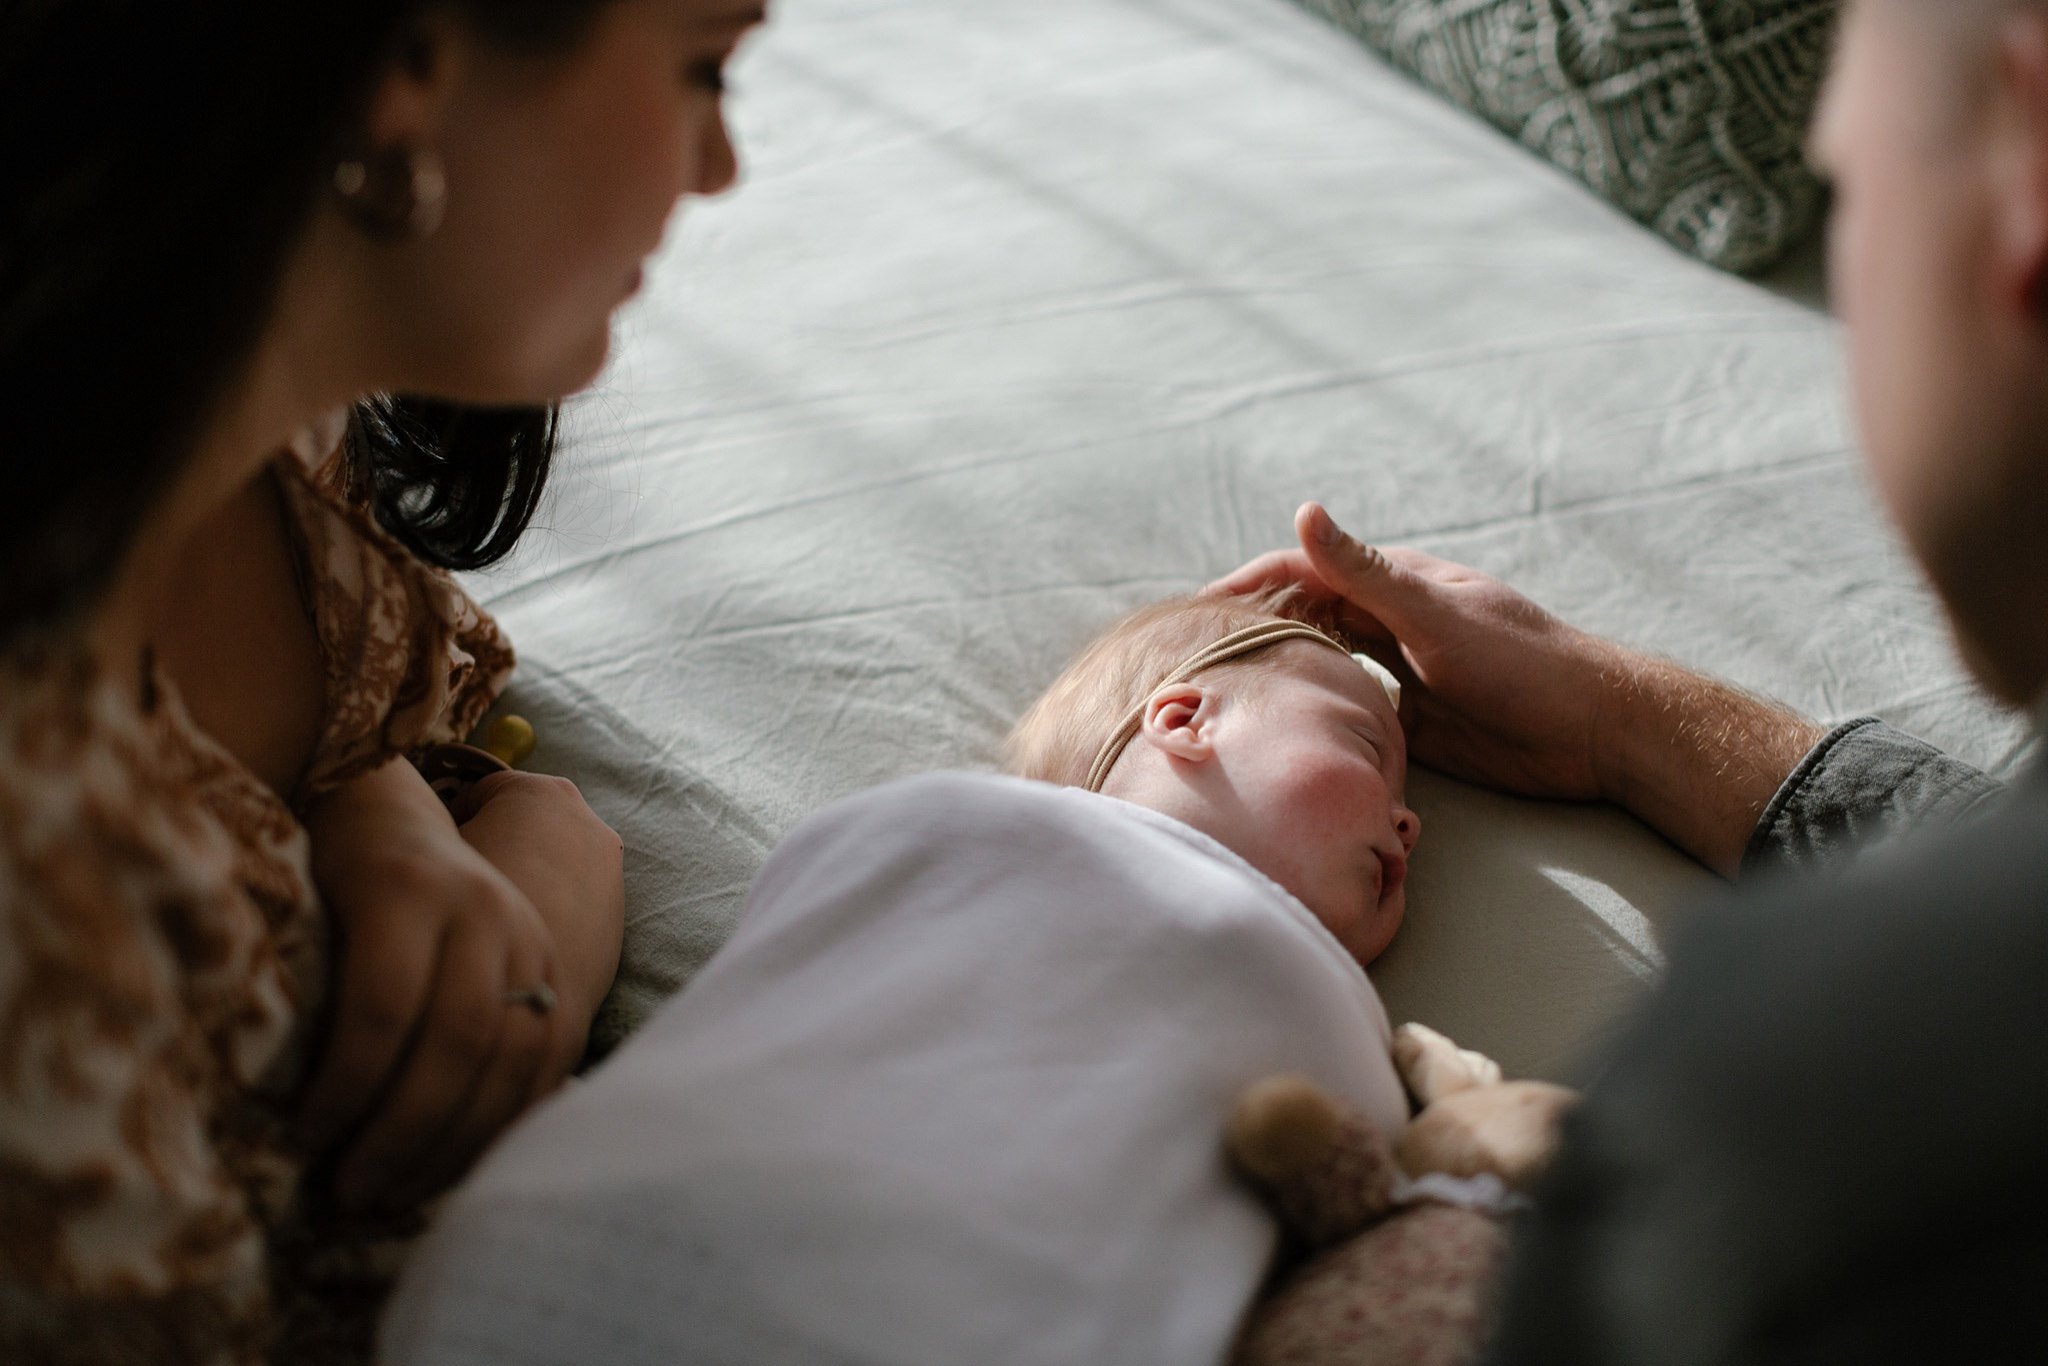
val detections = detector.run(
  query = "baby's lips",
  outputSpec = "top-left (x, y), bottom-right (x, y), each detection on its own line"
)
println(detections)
top-left (1376, 849), bottom-right (1408, 900)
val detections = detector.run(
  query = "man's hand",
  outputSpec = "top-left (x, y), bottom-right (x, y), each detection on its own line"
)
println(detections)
top-left (1208, 503), bottom-right (1636, 801)
top-left (299, 759), bottom-right (622, 1214)
top-left (1209, 503), bottom-right (1825, 876)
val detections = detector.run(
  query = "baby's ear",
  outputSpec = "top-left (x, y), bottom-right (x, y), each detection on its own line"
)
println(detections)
top-left (1139, 683), bottom-right (1216, 764)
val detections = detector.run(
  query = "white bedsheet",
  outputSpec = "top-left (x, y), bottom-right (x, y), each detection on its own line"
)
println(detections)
top-left (381, 773), bottom-right (1407, 1365)
top-left (465, 0), bottom-right (2032, 1080)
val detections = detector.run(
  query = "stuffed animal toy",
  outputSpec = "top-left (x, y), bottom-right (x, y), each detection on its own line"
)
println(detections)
top-left (1224, 1025), bottom-right (1576, 1365)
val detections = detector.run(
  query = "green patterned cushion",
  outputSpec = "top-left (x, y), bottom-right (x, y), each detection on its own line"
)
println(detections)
top-left (1292, 0), bottom-right (1840, 274)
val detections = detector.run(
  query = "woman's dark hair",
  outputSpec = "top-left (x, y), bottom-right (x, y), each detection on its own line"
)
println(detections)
top-left (0, 2), bottom-right (611, 648)
top-left (348, 396), bottom-right (561, 572)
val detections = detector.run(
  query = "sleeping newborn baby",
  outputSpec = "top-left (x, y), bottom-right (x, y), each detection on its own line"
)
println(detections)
top-left (382, 591), bottom-right (1552, 1366)
top-left (1003, 589), bottom-right (1421, 969)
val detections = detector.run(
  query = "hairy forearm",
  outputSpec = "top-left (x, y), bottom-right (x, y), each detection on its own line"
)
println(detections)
top-left (1593, 652), bottom-right (1827, 879)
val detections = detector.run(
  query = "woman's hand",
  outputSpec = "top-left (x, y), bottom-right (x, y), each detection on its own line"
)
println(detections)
top-left (1209, 503), bottom-right (1824, 876)
top-left (449, 769), bottom-right (625, 1051)
top-left (298, 758), bottom-right (622, 1213)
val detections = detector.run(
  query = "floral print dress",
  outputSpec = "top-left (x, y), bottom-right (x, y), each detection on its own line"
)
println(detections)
top-left (0, 419), bottom-right (515, 1364)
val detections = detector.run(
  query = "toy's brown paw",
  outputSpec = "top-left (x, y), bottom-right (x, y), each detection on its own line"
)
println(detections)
top-left (1392, 1022), bottom-right (1503, 1108)
top-left (1226, 1076), bottom-right (1397, 1250)
top-left (1396, 1079), bottom-right (1578, 1191)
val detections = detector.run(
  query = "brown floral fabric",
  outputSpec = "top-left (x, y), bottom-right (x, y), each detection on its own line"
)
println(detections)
top-left (0, 415), bottom-right (514, 1365)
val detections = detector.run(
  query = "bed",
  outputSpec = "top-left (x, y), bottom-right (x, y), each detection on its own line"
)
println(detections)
top-left (467, 0), bottom-right (2031, 1084)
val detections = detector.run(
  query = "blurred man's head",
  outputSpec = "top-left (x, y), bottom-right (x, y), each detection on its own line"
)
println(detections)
top-left (1813, 0), bottom-right (2048, 702)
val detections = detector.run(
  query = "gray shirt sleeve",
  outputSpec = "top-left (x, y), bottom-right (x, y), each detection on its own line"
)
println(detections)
top-left (1740, 716), bottom-right (2003, 876)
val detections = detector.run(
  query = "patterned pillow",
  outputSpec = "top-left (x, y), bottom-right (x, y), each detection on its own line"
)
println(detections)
top-left (1292, 0), bottom-right (1841, 274)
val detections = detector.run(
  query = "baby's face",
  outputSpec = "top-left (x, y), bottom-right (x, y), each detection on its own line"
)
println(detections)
top-left (1204, 642), bottom-right (1419, 965)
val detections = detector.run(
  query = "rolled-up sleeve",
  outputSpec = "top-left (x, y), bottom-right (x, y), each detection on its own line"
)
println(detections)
top-left (1741, 717), bottom-right (2005, 876)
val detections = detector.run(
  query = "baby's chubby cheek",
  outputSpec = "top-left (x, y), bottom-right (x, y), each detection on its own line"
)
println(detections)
top-left (1279, 744), bottom-right (1381, 822)
top-left (1309, 813), bottom-right (1410, 966)
top-left (1347, 892), bottom-right (1405, 966)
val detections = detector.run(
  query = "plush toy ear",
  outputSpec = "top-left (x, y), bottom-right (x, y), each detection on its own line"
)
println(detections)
top-left (1225, 1075), bottom-right (1397, 1251)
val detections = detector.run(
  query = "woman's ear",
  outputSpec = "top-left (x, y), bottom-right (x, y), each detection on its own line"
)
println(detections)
top-left (1138, 683), bottom-right (1217, 766)
top-left (361, 12), bottom-right (469, 149)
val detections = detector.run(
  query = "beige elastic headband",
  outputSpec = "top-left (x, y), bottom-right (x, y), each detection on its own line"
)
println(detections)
top-left (1082, 620), bottom-right (1403, 794)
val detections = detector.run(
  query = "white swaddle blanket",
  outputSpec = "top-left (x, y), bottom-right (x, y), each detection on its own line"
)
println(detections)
top-left (381, 772), bottom-right (1408, 1366)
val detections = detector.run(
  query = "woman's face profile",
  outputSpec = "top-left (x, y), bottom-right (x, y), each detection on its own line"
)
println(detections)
top-left (338, 0), bottom-right (767, 407)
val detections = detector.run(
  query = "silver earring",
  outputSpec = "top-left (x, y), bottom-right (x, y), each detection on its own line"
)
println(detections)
top-left (333, 145), bottom-right (447, 243)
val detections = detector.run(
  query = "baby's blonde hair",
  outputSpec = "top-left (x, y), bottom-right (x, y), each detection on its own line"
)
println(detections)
top-left (1005, 587), bottom-right (1352, 789)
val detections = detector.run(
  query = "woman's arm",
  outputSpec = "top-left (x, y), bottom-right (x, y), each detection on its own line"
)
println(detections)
top-left (299, 755), bottom-right (622, 1212)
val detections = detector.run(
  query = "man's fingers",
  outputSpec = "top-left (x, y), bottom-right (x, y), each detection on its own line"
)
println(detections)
top-left (297, 916), bottom-right (439, 1153)
top-left (1202, 548), bottom-right (1318, 599)
top-left (1295, 502), bottom-right (1425, 636)
top-left (333, 924), bottom-right (508, 1211)
top-left (1206, 528), bottom-right (1404, 648)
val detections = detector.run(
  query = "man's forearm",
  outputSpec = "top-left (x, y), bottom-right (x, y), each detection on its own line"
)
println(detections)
top-left (1593, 652), bottom-right (1827, 879)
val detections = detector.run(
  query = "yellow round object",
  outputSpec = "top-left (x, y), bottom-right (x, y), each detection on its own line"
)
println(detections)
top-left (484, 714), bottom-right (537, 767)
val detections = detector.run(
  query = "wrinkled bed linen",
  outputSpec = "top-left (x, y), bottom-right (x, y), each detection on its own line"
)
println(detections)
top-left (380, 773), bottom-right (1406, 1366)
top-left (463, 0), bottom-right (2033, 1079)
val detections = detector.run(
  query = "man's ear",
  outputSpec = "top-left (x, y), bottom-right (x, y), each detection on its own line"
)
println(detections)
top-left (1138, 683), bottom-right (1217, 766)
top-left (1993, 12), bottom-right (2048, 321)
